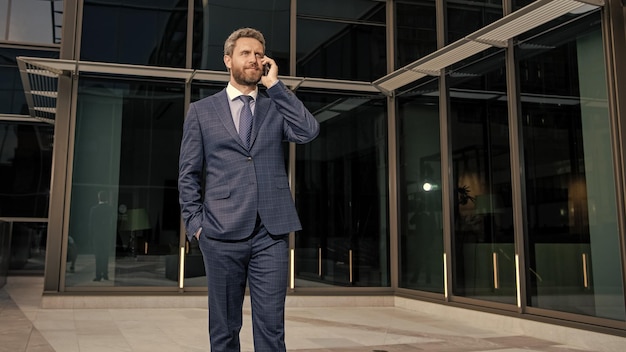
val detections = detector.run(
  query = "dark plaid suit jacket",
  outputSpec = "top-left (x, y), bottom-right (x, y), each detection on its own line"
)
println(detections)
top-left (178, 80), bottom-right (319, 241)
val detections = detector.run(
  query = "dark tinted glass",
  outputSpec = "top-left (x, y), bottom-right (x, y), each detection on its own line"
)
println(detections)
top-left (66, 76), bottom-right (184, 287)
top-left (396, 1), bottom-right (437, 68)
top-left (81, 0), bottom-right (188, 67)
top-left (296, 0), bottom-right (386, 81)
top-left (295, 89), bottom-right (389, 287)
top-left (513, 0), bottom-right (534, 10)
top-left (446, 0), bottom-right (502, 44)
top-left (9, 222), bottom-right (47, 274)
top-left (0, 122), bottom-right (53, 218)
top-left (448, 50), bottom-right (517, 304)
top-left (0, 48), bottom-right (59, 115)
top-left (397, 78), bottom-right (445, 293)
top-left (192, 0), bottom-right (290, 72)
top-left (518, 10), bottom-right (625, 320)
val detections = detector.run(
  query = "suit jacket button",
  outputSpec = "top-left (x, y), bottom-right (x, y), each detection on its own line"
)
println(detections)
top-left (247, 157), bottom-right (252, 161)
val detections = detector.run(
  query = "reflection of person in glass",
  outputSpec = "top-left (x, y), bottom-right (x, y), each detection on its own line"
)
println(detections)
top-left (89, 190), bottom-right (114, 281)
top-left (178, 28), bottom-right (319, 351)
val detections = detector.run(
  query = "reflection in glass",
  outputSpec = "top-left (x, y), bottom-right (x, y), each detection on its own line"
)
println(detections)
top-left (66, 76), bottom-right (184, 287)
top-left (6, 0), bottom-right (63, 44)
top-left (0, 122), bottom-right (53, 218)
top-left (9, 222), bottom-right (48, 274)
top-left (295, 89), bottom-right (389, 287)
top-left (397, 79), bottom-right (444, 293)
top-left (449, 50), bottom-right (516, 304)
top-left (296, 0), bottom-right (386, 81)
top-left (81, 0), bottom-right (187, 67)
top-left (446, 0), bottom-right (502, 44)
top-left (513, 0), bottom-right (534, 10)
top-left (395, 1), bottom-right (437, 68)
top-left (518, 10), bottom-right (626, 320)
top-left (0, 48), bottom-right (59, 115)
top-left (192, 0), bottom-right (290, 72)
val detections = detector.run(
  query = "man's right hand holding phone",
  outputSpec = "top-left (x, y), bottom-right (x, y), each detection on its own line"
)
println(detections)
top-left (260, 56), bottom-right (278, 88)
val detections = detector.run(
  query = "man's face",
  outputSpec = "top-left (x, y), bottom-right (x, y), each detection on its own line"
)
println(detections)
top-left (224, 37), bottom-right (264, 87)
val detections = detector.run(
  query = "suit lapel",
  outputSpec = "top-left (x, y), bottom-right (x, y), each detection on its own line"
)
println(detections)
top-left (210, 89), bottom-right (247, 149)
top-left (251, 93), bottom-right (270, 148)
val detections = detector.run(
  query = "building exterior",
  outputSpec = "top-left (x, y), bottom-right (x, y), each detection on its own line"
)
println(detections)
top-left (1, 0), bottom-right (625, 337)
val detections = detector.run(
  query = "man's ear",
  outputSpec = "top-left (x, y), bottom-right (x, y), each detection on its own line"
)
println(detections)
top-left (224, 55), bottom-right (231, 71)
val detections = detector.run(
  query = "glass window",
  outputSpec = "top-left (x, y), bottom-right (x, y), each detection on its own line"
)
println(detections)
top-left (193, 0), bottom-right (290, 75)
top-left (0, 121), bottom-right (54, 218)
top-left (296, 0), bottom-right (386, 81)
top-left (395, 0), bottom-right (437, 69)
top-left (81, 0), bottom-right (187, 67)
top-left (513, 0), bottom-right (534, 10)
top-left (448, 50), bottom-right (517, 305)
top-left (192, 0), bottom-right (290, 72)
top-left (0, 47), bottom-right (59, 115)
top-left (518, 10), bottom-right (626, 320)
top-left (295, 89), bottom-right (389, 287)
top-left (65, 76), bottom-right (184, 288)
top-left (446, 0), bottom-right (502, 44)
top-left (6, 0), bottom-right (62, 44)
top-left (9, 221), bottom-right (47, 274)
top-left (397, 78), bottom-right (444, 293)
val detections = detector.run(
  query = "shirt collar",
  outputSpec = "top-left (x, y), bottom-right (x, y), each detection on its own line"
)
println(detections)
top-left (226, 82), bottom-right (258, 101)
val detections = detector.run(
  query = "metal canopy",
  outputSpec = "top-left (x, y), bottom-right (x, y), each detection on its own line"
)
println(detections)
top-left (17, 0), bottom-right (604, 122)
top-left (16, 57), bottom-right (379, 124)
top-left (373, 0), bottom-right (603, 95)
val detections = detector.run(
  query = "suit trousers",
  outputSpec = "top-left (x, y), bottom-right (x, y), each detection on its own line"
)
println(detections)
top-left (198, 220), bottom-right (289, 352)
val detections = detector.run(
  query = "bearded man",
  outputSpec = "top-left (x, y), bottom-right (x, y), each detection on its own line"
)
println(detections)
top-left (178, 27), bottom-right (320, 352)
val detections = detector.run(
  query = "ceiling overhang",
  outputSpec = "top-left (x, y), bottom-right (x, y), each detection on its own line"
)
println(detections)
top-left (373, 0), bottom-right (604, 95)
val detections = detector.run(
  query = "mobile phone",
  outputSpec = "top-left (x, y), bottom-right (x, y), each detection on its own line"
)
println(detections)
top-left (263, 63), bottom-right (270, 76)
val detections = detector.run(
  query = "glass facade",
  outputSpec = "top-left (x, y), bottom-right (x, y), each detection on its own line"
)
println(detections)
top-left (65, 76), bottom-right (184, 287)
top-left (0, 122), bottom-right (54, 218)
top-left (395, 0), bottom-right (437, 68)
top-left (448, 50), bottom-right (516, 304)
top-left (295, 89), bottom-right (389, 287)
top-left (296, 0), bottom-right (386, 81)
top-left (397, 78), bottom-right (444, 293)
top-left (0, 48), bottom-right (59, 115)
top-left (446, 0), bottom-right (502, 44)
top-left (518, 10), bottom-right (625, 320)
top-left (0, 1), bottom-right (62, 277)
top-left (2, 0), bottom-right (625, 335)
top-left (81, 0), bottom-right (188, 67)
top-left (0, 0), bottom-right (63, 44)
top-left (192, 0), bottom-right (291, 72)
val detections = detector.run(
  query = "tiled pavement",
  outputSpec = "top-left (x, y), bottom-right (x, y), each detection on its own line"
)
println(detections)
top-left (1, 276), bottom-right (623, 352)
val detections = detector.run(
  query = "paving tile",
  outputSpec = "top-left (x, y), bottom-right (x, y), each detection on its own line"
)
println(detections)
top-left (0, 277), bottom-right (618, 352)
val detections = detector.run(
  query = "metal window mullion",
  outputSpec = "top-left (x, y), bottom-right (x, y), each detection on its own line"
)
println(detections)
top-left (506, 39), bottom-right (528, 312)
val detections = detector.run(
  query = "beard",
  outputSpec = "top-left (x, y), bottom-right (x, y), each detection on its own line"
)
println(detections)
top-left (231, 65), bottom-right (262, 87)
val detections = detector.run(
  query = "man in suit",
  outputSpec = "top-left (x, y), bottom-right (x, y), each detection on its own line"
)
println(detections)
top-left (178, 28), bottom-right (319, 351)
